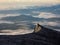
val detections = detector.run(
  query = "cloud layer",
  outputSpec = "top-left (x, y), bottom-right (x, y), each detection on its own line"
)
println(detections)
top-left (0, 14), bottom-right (20, 19)
top-left (0, 29), bottom-right (33, 35)
top-left (0, 1), bottom-right (60, 35)
top-left (0, 20), bottom-right (14, 24)
top-left (33, 12), bottom-right (60, 19)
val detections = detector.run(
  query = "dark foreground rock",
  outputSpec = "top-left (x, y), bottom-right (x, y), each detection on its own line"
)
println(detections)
top-left (0, 24), bottom-right (60, 45)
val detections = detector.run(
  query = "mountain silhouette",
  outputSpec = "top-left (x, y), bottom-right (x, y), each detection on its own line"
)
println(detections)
top-left (0, 24), bottom-right (60, 45)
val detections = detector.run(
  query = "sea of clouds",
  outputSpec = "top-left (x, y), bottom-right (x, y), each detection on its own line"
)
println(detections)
top-left (0, 0), bottom-right (60, 35)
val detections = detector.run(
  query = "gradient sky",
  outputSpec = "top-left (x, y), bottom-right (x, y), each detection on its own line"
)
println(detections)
top-left (0, 0), bottom-right (60, 10)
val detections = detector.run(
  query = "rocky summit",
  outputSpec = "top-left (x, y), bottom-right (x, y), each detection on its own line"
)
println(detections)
top-left (0, 24), bottom-right (60, 45)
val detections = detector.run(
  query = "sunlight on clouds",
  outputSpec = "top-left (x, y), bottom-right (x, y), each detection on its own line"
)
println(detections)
top-left (32, 21), bottom-right (58, 26)
top-left (33, 12), bottom-right (59, 19)
top-left (0, 29), bottom-right (33, 35)
top-left (47, 22), bottom-right (58, 26)
top-left (0, 14), bottom-right (20, 19)
top-left (0, 20), bottom-right (14, 24)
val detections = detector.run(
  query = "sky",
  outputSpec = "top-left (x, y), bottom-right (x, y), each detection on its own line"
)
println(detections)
top-left (0, 0), bottom-right (60, 10)
top-left (0, 0), bottom-right (60, 35)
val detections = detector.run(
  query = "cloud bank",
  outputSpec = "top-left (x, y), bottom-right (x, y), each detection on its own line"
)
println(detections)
top-left (0, 14), bottom-right (20, 19)
top-left (0, 29), bottom-right (33, 35)
top-left (0, 1), bottom-right (60, 35)
top-left (33, 12), bottom-right (60, 19)
top-left (0, 20), bottom-right (14, 24)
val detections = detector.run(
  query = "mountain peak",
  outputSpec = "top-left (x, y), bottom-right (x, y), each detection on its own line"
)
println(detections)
top-left (34, 23), bottom-right (42, 33)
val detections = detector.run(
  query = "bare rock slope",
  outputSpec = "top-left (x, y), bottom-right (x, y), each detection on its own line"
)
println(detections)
top-left (0, 24), bottom-right (60, 45)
